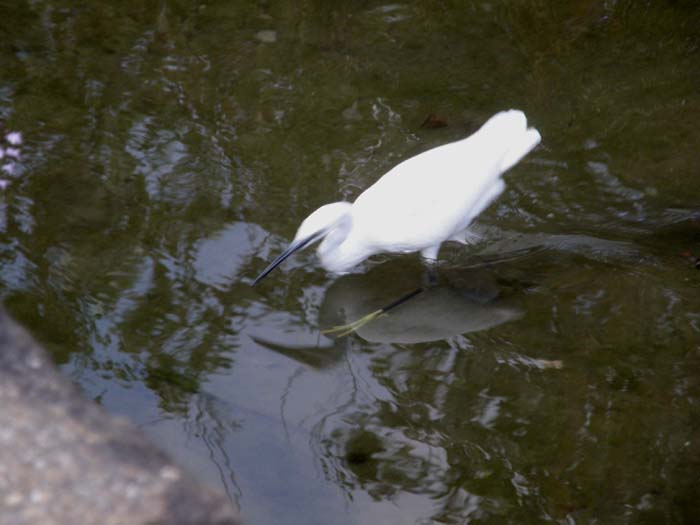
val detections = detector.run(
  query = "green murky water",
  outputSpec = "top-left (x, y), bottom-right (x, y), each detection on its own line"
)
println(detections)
top-left (2, 1), bottom-right (700, 523)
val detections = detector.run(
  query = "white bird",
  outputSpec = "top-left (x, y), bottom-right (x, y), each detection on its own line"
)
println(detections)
top-left (254, 109), bottom-right (541, 284)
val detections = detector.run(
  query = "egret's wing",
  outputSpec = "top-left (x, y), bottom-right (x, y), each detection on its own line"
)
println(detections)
top-left (352, 110), bottom-right (540, 251)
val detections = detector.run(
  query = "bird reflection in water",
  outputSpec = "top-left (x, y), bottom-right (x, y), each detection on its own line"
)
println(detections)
top-left (318, 261), bottom-right (522, 344)
top-left (250, 260), bottom-right (524, 357)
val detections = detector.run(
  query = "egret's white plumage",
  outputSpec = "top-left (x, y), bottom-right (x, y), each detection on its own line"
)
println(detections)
top-left (254, 109), bottom-right (540, 284)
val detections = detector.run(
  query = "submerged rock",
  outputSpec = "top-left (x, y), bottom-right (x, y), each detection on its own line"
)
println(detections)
top-left (0, 308), bottom-right (240, 525)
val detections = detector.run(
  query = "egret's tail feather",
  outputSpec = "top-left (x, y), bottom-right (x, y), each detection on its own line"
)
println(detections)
top-left (476, 110), bottom-right (541, 174)
top-left (479, 109), bottom-right (527, 139)
top-left (498, 127), bottom-right (541, 173)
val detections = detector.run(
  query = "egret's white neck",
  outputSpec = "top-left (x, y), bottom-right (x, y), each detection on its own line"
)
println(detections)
top-left (292, 202), bottom-right (353, 270)
top-left (317, 213), bottom-right (384, 273)
top-left (294, 202), bottom-right (371, 273)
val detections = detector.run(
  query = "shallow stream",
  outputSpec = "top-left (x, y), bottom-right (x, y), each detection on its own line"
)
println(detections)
top-left (2, 1), bottom-right (700, 523)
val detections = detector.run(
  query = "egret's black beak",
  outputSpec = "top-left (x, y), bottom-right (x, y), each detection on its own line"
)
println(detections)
top-left (253, 231), bottom-right (324, 285)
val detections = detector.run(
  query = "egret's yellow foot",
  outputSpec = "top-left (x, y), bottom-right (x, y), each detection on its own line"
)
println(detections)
top-left (322, 309), bottom-right (387, 338)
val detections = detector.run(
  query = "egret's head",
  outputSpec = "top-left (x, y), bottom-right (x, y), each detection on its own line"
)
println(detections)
top-left (292, 202), bottom-right (352, 245)
top-left (254, 202), bottom-right (352, 284)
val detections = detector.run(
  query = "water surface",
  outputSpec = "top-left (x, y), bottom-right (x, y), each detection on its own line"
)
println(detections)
top-left (1, 1), bottom-right (700, 523)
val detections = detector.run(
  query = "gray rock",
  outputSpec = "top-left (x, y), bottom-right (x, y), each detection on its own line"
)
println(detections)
top-left (0, 308), bottom-right (240, 525)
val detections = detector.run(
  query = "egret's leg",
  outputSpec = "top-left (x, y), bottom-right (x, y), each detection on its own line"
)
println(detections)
top-left (420, 244), bottom-right (440, 262)
top-left (420, 245), bottom-right (441, 286)
top-left (322, 309), bottom-right (387, 338)
top-left (423, 265), bottom-right (438, 287)
top-left (323, 246), bottom-right (441, 338)
top-left (322, 287), bottom-right (424, 338)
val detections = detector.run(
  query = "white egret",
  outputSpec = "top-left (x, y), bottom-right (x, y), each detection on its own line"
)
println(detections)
top-left (254, 109), bottom-right (541, 285)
